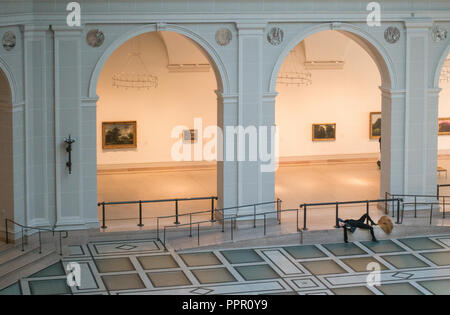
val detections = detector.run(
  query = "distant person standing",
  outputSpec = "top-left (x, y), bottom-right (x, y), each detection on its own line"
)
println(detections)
top-left (377, 137), bottom-right (381, 169)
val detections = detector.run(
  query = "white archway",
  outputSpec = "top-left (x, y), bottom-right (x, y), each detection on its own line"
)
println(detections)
top-left (270, 23), bottom-right (397, 208)
top-left (89, 23), bottom-right (230, 99)
top-left (269, 23), bottom-right (396, 93)
top-left (433, 44), bottom-right (450, 89)
top-left (0, 56), bottom-right (17, 105)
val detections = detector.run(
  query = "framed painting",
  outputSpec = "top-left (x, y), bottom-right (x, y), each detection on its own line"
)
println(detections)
top-left (102, 121), bottom-right (137, 149)
top-left (312, 123), bottom-right (336, 141)
top-left (370, 112), bottom-right (381, 139)
top-left (439, 118), bottom-right (450, 135)
top-left (183, 129), bottom-right (198, 144)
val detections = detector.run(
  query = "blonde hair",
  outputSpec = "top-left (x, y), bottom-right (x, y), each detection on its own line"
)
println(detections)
top-left (377, 216), bottom-right (394, 234)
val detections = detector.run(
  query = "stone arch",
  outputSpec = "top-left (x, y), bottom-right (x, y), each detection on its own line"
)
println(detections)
top-left (269, 23), bottom-right (396, 93)
top-left (89, 23), bottom-right (230, 99)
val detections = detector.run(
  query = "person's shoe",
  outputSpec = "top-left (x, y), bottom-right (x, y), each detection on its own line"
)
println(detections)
top-left (372, 238), bottom-right (379, 242)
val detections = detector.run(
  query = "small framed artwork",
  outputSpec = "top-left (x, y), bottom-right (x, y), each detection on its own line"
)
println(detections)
top-left (438, 118), bottom-right (450, 135)
top-left (102, 121), bottom-right (137, 149)
top-left (183, 129), bottom-right (198, 143)
top-left (312, 123), bottom-right (336, 141)
top-left (370, 112), bottom-right (382, 139)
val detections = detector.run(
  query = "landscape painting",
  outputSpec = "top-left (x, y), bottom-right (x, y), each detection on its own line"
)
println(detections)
top-left (102, 121), bottom-right (137, 149)
top-left (370, 112), bottom-right (381, 139)
top-left (312, 123), bottom-right (336, 141)
top-left (439, 118), bottom-right (450, 135)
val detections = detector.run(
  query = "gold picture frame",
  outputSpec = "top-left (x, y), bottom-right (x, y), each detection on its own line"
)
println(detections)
top-left (439, 117), bottom-right (450, 135)
top-left (312, 123), bottom-right (336, 141)
top-left (102, 121), bottom-right (137, 149)
top-left (369, 112), bottom-right (381, 139)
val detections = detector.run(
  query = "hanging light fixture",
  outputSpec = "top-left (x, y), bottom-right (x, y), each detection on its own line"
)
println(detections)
top-left (277, 45), bottom-right (312, 87)
top-left (440, 59), bottom-right (450, 84)
top-left (112, 37), bottom-right (158, 90)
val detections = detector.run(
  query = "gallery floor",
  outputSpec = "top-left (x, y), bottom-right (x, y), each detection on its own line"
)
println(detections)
top-left (97, 157), bottom-right (450, 232)
top-left (2, 235), bottom-right (450, 295)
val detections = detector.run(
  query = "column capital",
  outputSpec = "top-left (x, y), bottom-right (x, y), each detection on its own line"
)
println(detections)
top-left (379, 86), bottom-right (406, 98)
top-left (236, 22), bottom-right (267, 35)
top-left (404, 19), bottom-right (434, 29)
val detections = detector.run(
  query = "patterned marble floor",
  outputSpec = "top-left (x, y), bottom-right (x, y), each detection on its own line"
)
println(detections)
top-left (1, 235), bottom-right (450, 295)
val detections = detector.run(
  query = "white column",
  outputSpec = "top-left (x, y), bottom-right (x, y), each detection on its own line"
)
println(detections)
top-left (22, 26), bottom-right (51, 227)
top-left (404, 20), bottom-right (435, 195)
top-left (52, 26), bottom-right (85, 229)
top-left (217, 92), bottom-right (239, 210)
top-left (380, 87), bottom-right (406, 196)
top-left (234, 23), bottom-right (276, 216)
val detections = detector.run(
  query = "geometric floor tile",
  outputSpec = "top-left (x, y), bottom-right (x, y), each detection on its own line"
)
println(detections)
top-left (420, 251), bottom-right (450, 266)
top-left (191, 267), bottom-right (237, 284)
top-left (340, 257), bottom-right (389, 272)
top-left (375, 283), bottom-right (423, 295)
top-left (0, 282), bottom-right (21, 295)
top-left (68, 245), bottom-right (84, 256)
top-left (292, 278), bottom-right (320, 290)
top-left (101, 274), bottom-right (145, 291)
top-left (92, 241), bottom-right (159, 255)
top-left (398, 237), bottom-right (444, 251)
top-left (29, 262), bottom-right (66, 278)
top-left (220, 249), bottom-right (264, 264)
top-left (179, 252), bottom-right (222, 267)
top-left (95, 257), bottom-right (136, 273)
top-left (331, 286), bottom-right (374, 295)
top-left (137, 255), bottom-right (179, 270)
top-left (301, 260), bottom-right (347, 275)
top-left (322, 243), bottom-right (367, 256)
top-left (283, 245), bottom-right (327, 259)
top-left (29, 279), bottom-right (72, 295)
top-left (147, 270), bottom-right (192, 287)
top-left (360, 240), bottom-right (405, 253)
top-left (190, 287), bottom-right (214, 295)
top-left (417, 279), bottom-right (450, 295)
top-left (381, 254), bottom-right (429, 269)
top-left (234, 264), bottom-right (280, 281)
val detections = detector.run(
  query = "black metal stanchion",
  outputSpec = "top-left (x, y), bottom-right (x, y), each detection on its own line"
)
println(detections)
top-left (137, 200), bottom-right (144, 227)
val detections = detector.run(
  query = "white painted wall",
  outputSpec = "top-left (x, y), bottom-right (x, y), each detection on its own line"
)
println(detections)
top-left (96, 32), bottom-right (217, 165)
top-left (276, 31), bottom-right (382, 158)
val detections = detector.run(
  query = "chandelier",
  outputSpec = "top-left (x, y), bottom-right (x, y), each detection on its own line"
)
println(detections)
top-left (112, 38), bottom-right (158, 90)
top-left (440, 59), bottom-right (450, 84)
top-left (277, 45), bottom-right (312, 87)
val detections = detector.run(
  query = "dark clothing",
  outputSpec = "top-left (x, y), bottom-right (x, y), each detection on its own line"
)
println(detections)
top-left (342, 214), bottom-right (377, 243)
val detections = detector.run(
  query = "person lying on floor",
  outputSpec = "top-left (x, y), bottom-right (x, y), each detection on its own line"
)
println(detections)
top-left (338, 214), bottom-right (393, 243)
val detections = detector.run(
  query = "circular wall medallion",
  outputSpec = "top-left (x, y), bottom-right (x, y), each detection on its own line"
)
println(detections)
top-left (384, 26), bottom-right (400, 44)
top-left (215, 28), bottom-right (232, 46)
top-left (267, 27), bottom-right (284, 46)
top-left (86, 29), bottom-right (105, 48)
top-left (432, 25), bottom-right (448, 43)
top-left (2, 31), bottom-right (16, 51)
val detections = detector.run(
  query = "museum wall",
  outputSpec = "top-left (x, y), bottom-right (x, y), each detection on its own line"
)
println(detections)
top-left (96, 32), bottom-right (217, 166)
top-left (438, 55), bottom-right (450, 154)
top-left (275, 31), bottom-right (382, 158)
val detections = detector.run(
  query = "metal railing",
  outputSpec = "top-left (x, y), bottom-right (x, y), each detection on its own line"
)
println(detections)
top-left (5, 219), bottom-right (68, 256)
top-left (160, 206), bottom-right (302, 250)
top-left (155, 199), bottom-right (281, 240)
top-left (386, 192), bottom-right (448, 222)
top-left (437, 184), bottom-right (450, 198)
top-left (97, 196), bottom-right (218, 229)
top-left (299, 198), bottom-right (403, 230)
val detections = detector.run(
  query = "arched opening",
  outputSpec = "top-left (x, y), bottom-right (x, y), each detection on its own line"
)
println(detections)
top-left (437, 51), bottom-right (450, 188)
top-left (0, 67), bottom-right (13, 241)
top-left (274, 29), bottom-right (392, 230)
top-left (95, 31), bottom-right (222, 230)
